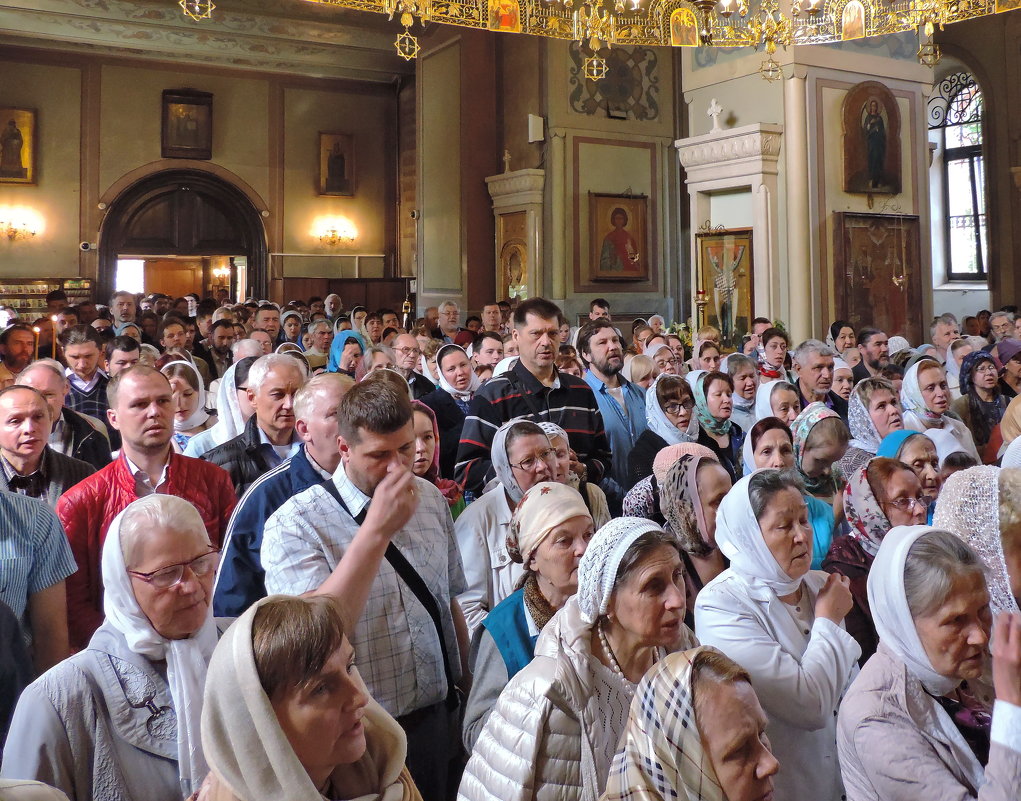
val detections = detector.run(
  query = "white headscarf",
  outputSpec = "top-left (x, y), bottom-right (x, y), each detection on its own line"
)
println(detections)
top-left (492, 355), bottom-right (518, 378)
top-left (887, 335), bottom-right (911, 357)
top-left (102, 499), bottom-right (218, 798)
top-left (923, 428), bottom-right (967, 467)
top-left (900, 360), bottom-right (948, 427)
top-left (645, 374), bottom-right (698, 446)
top-left (419, 353), bottom-right (438, 383)
top-left (435, 344), bottom-right (482, 401)
top-left (684, 369), bottom-right (706, 392)
top-left (753, 379), bottom-right (785, 421)
top-left (833, 357), bottom-right (851, 375)
top-left (577, 517), bottom-right (666, 624)
top-left (161, 360), bottom-right (211, 433)
top-left (867, 525), bottom-right (969, 699)
top-left (1002, 437), bottom-right (1021, 468)
top-left (207, 360), bottom-right (248, 445)
top-left (715, 472), bottom-right (803, 596)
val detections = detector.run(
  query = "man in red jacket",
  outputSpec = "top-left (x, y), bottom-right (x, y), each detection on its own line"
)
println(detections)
top-left (57, 365), bottom-right (236, 649)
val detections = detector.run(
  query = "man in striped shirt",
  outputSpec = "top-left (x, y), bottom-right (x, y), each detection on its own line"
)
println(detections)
top-left (455, 297), bottom-right (611, 496)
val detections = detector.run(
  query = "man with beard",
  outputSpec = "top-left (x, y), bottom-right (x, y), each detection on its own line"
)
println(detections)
top-left (206, 319), bottom-right (237, 378)
top-left (853, 327), bottom-right (890, 383)
top-left (455, 297), bottom-right (611, 495)
top-left (391, 333), bottom-right (434, 399)
top-left (0, 324), bottom-right (34, 389)
top-left (579, 318), bottom-right (647, 505)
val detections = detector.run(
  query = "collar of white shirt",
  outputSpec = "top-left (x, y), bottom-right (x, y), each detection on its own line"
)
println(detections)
top-left (329, 459), bottom-right (371, 518)
top-left (124, 452), bottom-right (171, 495)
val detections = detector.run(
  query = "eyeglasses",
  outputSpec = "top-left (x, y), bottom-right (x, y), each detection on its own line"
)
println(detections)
top-left (663, 400), bottom-right (695, 415)
top-left (395, 347), bottom-right (422, 357)
top-left (886, 495), bottom-right (930, 513)
top-left (656, 357), bottom-right (680, 366)
top-left (510, 448), bottom-right (557, 472)
top-left (128, 550), bottom-right (220, 589)
top-left (974, 363), bottom-right (999, 374)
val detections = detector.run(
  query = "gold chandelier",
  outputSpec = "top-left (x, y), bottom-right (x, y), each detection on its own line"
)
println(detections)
top-left (303, 0), bottom-right (998, 68)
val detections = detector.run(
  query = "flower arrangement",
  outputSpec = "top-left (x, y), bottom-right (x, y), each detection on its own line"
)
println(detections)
top-left (664, 319), bottom-right (695, 349)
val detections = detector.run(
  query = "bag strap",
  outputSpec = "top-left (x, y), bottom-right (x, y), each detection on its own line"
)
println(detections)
top-left (319, 477), bottom-right (457, 708)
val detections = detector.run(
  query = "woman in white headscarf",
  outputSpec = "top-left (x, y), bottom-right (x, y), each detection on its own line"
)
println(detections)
top-left (461, 481), bottom-right (594, 750)
top-left (184, 356), bottom-right (256, 458)
top-left (420, 344), bottom-right (482, 480)
top-left (837, 526), bottom-right (1021, 801)
top-left (901, 358), bottom-right (981, 461)
top-left (2, 495), bottom-right (220, 801)
top-left (934, 465), bottom-right (1021, 617)
top-left (753, 379), bottom-right (801, 424)
top-left (454, 420), bottom-right (556, 635)
top-left (837, 376), bottom-right (905, 479)
top-left (627, 374), bottom-right (699, 490)
top-left (604, 646), bottom-right (780, 801)
top-left (196, 594), bottom-right (420, 801)
top-left (695, 469), bottom-right (861, 801)
top-left (161, 359), bottom-right (216, 453)
top-left (459, 517), bottom-right (698, 801)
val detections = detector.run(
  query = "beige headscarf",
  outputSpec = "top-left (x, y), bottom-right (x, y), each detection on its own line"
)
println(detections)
top-left (507, 481), bottom-right (591, 565)
top-left (199, 596), bottom-right (420, 801)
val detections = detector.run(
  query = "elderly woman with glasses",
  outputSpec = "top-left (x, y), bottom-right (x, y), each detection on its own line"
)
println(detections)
top-left (459, 517), bottom-right (697, 801)
top-left (454, 420), bottom-right (557, 636)
top-left (2, 495), bottom-right (220, 801)
top-left (838, 526), bottom-right (1021, 801)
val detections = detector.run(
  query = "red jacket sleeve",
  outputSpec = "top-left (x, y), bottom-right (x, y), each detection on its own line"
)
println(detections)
top-left (210, 467), bottom-right (237, 548)
top-left (57, 481), bottom-right (105, 651)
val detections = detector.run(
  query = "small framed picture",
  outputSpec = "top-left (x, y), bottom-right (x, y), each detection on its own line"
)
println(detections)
top-left (319, 132), bottom-right (355, 196)
top-left (0, 107), bottom-right (37, 184)
top-left (161, 89), bottom-right (213, 160)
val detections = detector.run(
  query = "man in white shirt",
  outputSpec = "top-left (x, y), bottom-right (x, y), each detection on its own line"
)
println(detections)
top-left (262, 380), bottom-right (468, 800)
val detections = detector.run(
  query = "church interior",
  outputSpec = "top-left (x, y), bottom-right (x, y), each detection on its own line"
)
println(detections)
top-left (0, 0), bottom-right (1017, 339)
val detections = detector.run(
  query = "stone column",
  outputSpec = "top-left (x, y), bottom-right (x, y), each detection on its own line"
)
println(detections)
top-left (784, 67), bottom-right (812, 342)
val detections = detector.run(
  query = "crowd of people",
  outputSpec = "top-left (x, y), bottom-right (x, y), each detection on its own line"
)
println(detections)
top-left (0, 287), bottom-right (1019, 801)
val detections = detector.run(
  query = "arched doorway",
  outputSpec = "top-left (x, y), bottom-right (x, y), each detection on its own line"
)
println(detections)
top-left (97, 168), bottom-right (268, 302)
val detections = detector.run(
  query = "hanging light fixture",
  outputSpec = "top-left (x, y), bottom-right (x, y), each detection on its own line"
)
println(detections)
top-left (179, 0), bottom-right (215, 21)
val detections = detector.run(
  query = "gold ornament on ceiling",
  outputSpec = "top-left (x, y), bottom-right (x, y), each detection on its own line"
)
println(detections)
top-left (293, 0), bottom-right (1003, 69)
top-left (179, 0), bottom-right (215, 21)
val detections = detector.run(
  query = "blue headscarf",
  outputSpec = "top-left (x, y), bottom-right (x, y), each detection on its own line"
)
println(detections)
top-left (876, 429), bottom-right (921, 459)
top-left (327, 329), bottom-right (365, 373)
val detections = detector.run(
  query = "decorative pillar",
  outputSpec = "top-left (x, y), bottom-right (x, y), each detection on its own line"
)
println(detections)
top-left (549, 128), bottom-right (567, 300)
top-left (485, 168), bottom-right (545, 302)
top-left (784, 67), bottom-right (812, 343)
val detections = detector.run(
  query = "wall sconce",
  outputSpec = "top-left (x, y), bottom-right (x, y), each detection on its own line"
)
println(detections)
top-left (0, 206), bottom-right (42, 241)
top-left (212, 266), bottom-right (230, 280)
top-left (313, 217), bottom-right (358, 247)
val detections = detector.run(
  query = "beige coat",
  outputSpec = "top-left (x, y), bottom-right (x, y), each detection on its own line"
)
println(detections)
top-left (838, 643), bottom-right (1021, 801)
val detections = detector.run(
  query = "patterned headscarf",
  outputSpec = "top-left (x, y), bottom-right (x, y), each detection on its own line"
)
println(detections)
top-left (653, 443), bottom-right (715, 483)
top-left (693, 373), bottom-right (732, 437)
top-left (507, 481), bottom-right (591, 565)
top-left (577, 517), bottom-right (666, 624)
top-left (791, 402), bottom-right (844, 496)
top-left (661, 454), bottom-right (721, 558)
top-left (933, 466), bottom-right (1020, 617)
top-left (847, 389), bottom-right (883, 454)
top-left (603, 648), bottom-right (728, 801)
top-left (958, 351), bottom-right (1006, 447)
top-left (645, 374), bottom-right (699, 445)
top-left (843, 464), bottom-right (892, 557)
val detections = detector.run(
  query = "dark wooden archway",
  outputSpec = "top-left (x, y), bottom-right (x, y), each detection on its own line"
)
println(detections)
top-left (98, 169), bottom-right (268, 301)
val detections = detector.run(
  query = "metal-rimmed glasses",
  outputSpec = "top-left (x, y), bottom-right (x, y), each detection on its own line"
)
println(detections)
top-left (127, 550), bottom-right (220, 590)
top-left (509, 448), bottom-right (558, 472)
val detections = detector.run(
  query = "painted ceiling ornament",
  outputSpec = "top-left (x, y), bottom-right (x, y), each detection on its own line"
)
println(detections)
top-left (584, 53), bottom-right (609, 80)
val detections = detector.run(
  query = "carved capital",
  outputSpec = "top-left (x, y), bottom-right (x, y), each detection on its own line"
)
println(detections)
top-left (486, 169), bottom-right (546, 207)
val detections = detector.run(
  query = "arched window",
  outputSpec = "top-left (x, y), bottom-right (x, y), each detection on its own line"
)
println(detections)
top-left (928, 72), bottom-right (986, 281)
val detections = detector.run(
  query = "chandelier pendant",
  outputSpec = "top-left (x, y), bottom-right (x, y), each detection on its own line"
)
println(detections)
top-left (179, 0), bottom-right (215, 21)
top-left (583, 54), bottom-right (609, 80)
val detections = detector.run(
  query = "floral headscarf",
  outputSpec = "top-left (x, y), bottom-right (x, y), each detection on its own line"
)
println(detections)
top-left (693, 373), bottom-right (732, 437)
top-left (660, 454), bottom-right (719, 558)
top-left (843, 464), bottom-right (892, 557)
top-left (603, 648), bottom-right (728, 801)
top-left (847, 389), bottom-right (883, 454)
top-left (791, 402), bottom-right (844, 496)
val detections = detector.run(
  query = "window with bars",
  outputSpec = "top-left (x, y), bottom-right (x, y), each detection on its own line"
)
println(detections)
top-left (928, 72), bottom-right (986, 281)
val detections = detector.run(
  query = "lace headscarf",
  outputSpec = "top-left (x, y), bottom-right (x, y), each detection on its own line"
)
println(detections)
top-left (715, 472), bottom-right (803, 596)
top-left (848, 389), bottom-right (883, 454)
top-left (693, 372), bottom-right (732, 437)
top-left (791, 402), bottom-right (844, 496)
top-left (887, 335), bottom-right (911, 358)
top-left (435, 344), bottom-right (482, 402)
top-left (843, 464), bottom-right (892, 557)
top-left (900, 359), bottom-right (948, 425)
top-left (645, 374), bottom-right (699, 446)
top-left (603, 648), bottom-right (727, 801)
top-left (161, 360), bottom-right (211, 433)
top-left (103, 498), bottom-right (218, 798)
top-left (577, 517), bottom-right (666, 624)
top-left (660, 454), bottom-right (720, 558)
top-left (933, 466), bottom-right (1020, 616)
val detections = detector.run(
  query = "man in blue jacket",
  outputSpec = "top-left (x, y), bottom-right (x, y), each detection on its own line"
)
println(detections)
top-left (580, 318), bottom-right (647, 512)
top-left (212, 372), bottom-right (353, 616)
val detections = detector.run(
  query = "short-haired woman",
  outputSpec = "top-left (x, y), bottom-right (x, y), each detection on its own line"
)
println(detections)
top-left (196, 595), bottom-right (421, 801)
top-left (695, 469), bottom-right (861, 801)
top-left (838, 526), bottom-right (1021, 801)
top-left (756, 327), bottom-right (789, 380)
top-left (459, 518), bottom-right (698, 801)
